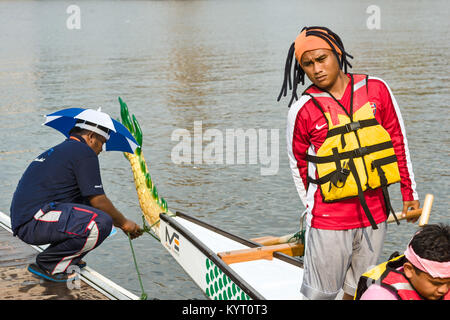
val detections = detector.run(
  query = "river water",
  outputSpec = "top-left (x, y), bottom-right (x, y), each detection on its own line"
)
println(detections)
top-left (0, 0), bottom-right (448, 299)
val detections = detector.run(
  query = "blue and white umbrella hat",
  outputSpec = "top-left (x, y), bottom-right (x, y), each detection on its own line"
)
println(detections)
top-left (43, 107), bottom-right (140, 154)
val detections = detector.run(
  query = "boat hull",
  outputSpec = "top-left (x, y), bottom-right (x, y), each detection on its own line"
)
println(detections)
top-left (159, 211), bottom-right (305, 300)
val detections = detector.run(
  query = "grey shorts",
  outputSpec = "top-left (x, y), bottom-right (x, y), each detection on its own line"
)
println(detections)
top-left (300, 221), bottom-right (387, 300)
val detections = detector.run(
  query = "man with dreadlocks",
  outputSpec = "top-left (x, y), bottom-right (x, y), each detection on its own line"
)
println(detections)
top-left (279, 26), bottom-right (419, 300)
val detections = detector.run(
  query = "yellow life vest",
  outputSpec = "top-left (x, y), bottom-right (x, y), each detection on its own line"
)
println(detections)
top-left (353, 253), bottom-right (406, 300)
top-left (304, 74), bottom-right (400, 229)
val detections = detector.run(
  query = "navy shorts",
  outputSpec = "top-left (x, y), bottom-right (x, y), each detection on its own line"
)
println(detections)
top-left (16, 202), bottom-right (113, 275)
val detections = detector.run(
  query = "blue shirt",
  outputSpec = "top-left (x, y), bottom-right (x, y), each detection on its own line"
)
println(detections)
top-left (10, 135), bottom-right (105, 234)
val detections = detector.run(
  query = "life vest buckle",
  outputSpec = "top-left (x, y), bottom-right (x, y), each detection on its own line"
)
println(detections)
top-left (353, 147), bottom-right (368, 158)
top-left (340, 167), bottom-right (350, 176)
top-left (345, 121), bottom-right (361, 133)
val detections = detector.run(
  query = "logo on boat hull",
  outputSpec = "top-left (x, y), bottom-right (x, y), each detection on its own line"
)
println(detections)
top-left (165, 226), bottom-right (180, 254)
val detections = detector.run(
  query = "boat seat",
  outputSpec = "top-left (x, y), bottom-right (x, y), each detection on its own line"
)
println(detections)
top-left (217, 242), bottom-right (304, 265)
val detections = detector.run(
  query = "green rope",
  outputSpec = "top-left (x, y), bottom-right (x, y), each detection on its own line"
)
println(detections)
top-left (141, 215), bottom-right (161, 241)
top-left (288, 229), bottom-right (305, 244)
top-left (139, 211), bottom-right (177, 242)
top-left (287, 210), bottom-right (307, 244)
top-left (126, 212), bottom-right (177, 299)
top-left (126, 208), bottom-right (181, 300)
top-left (127, 233), bottom-right (148, 300)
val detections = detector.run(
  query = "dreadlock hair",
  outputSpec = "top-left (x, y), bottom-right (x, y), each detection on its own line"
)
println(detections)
top-left (277, 26), bottom-right (354, 108)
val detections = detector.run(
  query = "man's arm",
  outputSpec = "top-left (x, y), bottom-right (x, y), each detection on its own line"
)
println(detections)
top-left (286, 97), bottom-right (313, 206)
top-left (370, 78), bottom-right (420, 220)
top-left (89, 194), bottom-right (143, 239)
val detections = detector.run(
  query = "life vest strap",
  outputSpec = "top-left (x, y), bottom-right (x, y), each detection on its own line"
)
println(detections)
top-left (382, 186), bottom-right (400, 225)
top-left (308, 147), bottom-right (350, 188)
top-left (307, 153), bottom-right (399, 228)
top-left (326, 118), bottom-right (379, 138)
top-left (307, 158), bottom-right (396, 190)
top-left (347, 156), bottom-right (378, 229)
top-left (307, 169), bottom-right (347, 186)
top-left (308, 155), bottom-right (380, 229)
top-left (371, 154), bottom-right (401, 225)
top-left (305, 141), bottom-right (393, 164)
top-left (371, 154), bottom-right (398, 171)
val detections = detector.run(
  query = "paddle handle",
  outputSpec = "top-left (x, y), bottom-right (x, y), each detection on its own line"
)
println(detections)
top-left (387, 209), bottom-right (422, 224)
top-left (386, 193), bottom-right (434, 226)
top-left (419, 194), bottom-right (433, 227)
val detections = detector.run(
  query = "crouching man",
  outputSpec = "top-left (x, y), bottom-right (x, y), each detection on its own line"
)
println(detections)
top-left (10, 122), bottom-right (143, 282)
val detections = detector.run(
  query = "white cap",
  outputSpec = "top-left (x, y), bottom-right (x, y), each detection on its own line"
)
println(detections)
top-left (75, 120), bottom-right (111, 140)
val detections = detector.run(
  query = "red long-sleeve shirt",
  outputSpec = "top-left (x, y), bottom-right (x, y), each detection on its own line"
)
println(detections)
top-left (286, 75), bottom-right (418, 230)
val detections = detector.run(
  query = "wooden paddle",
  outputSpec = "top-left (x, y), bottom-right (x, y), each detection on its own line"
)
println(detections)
top-left (386, 193), bottom-right (433, 226)
top-left (252, 194), bottom-right (434, 246)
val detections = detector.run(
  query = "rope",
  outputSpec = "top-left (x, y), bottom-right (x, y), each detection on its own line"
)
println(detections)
top-left (126, 212), bottom-right (177, 299)
top-left (287, 229), bottom-right (305, 244)
top-left (288, 209), bottom-right (307, 244)
top-left (141, 216), bottom-right (161, 242)
top-left (127, 232), bottom-right (148, 300)
top-left (139, 211), bottom-right (177, 242)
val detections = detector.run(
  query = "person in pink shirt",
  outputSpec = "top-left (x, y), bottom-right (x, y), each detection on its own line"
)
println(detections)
top-left (357, 224), bottom-right (450, 300)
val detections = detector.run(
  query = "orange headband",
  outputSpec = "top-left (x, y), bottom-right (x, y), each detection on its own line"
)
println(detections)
top-left (294, 28), bottom-right (342, 64)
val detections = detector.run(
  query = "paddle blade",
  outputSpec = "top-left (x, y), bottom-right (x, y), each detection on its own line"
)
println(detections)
top-left (419, 194), bottom-right (433, 227)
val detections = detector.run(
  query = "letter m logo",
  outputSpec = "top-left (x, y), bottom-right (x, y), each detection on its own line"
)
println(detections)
top-left (165, 226), bottom-right (180, 252)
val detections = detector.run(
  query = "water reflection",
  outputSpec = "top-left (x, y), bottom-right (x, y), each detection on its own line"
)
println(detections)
top-left (0, 0), bottom-right (448, 299)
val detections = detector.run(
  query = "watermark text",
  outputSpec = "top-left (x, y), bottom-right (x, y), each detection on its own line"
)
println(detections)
top-left (171, 121), bottom-right (279, 176)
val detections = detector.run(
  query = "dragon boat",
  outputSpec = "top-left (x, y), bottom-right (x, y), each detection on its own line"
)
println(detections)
top-left (118, 98), bottom-right (433, 300)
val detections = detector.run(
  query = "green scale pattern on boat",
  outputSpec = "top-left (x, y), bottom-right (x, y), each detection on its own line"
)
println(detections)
top-left (204, 258), bottom-right (251, 300)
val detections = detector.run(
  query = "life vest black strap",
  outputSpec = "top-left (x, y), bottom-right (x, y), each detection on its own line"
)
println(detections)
top-left (307, 147), bottom-right (350, 187)
top-left (308, 154), bottom-right (399, 228)
top-left (307, 167), bottom-right (350, 187)
top-left (371, 155), bottom-right (398, 171)
top-left (326, 118), bottom-right (379, 138)
top-left (371, 155), bottom-right (400, 225)
top-left (307, 171), bottom-right (334, 185)
top-left (382, 186), bottom-right (400, 225)
top-left (305, 141), bottom-right (393, 164)
top-left (347, 156), bottom-right (378, 230)
top-left (307, 155), bottom-right (397, 189)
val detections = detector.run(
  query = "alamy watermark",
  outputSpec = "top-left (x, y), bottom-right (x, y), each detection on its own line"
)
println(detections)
top-left (66, 5), bottom-right (81, 30)
top-left (366, 5), bottom-right (381, 30)
top-left (34, 265), bottom-right (81, 290)
top-left (66, 265), bottom-right (81, 290)
top-left (171, 121), bottom-right (279, 176)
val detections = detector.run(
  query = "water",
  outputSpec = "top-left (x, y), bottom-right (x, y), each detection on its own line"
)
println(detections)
top-left (0, 0), bottom-right (448, 299)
